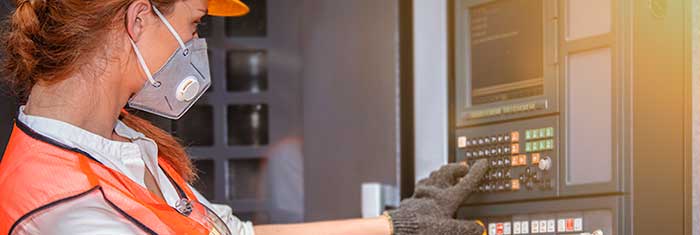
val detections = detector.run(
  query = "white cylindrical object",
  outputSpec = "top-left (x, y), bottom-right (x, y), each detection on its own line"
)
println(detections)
top-left (361, 183), bottom-right (383, 218)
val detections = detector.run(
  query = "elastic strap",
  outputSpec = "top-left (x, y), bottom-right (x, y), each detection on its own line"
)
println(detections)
top-left (152, 6), bottom-right (188, 53)
top-left (128, 38), bottom-right (159, 86)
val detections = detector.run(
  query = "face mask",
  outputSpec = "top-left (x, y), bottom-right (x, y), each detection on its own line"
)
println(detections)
top-left (127, 6), bottom-right (211, 120)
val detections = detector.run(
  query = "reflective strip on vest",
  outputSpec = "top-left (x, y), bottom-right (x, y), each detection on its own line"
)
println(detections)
top-left (0, 122), bottom-right (218, 235)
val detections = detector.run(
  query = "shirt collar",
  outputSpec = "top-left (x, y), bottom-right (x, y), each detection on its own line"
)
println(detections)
top-left (17, 106), bottom-right (150, 161)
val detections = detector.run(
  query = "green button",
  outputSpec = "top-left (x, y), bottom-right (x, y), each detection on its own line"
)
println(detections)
top-left (525, 130), bottom-right (532, 140)
top-left (539, 129), bottom-right (546, 138)
top-left (539, 141), bottom-right (546, 150)
top-left (525, 142), bottom-right (532, 152)
top-left (532, 130), bottom-right (538, 139)
top-left (532, 142), bottom-right (539, 151)
top-left (546, 127), bottom-right (554, 137)
top-left (546, 139), bottom-right (553, 150)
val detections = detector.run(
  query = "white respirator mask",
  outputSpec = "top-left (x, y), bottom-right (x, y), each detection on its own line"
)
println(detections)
top-left (127, 6), bottom-right (211, 120)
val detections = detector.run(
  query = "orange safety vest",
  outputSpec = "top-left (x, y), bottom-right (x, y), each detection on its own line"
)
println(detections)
top-left (0, 121), bottom-right (229, 235)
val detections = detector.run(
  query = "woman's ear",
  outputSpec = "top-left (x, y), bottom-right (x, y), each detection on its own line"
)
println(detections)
top-left (125, 0), bottom-right (153, 41)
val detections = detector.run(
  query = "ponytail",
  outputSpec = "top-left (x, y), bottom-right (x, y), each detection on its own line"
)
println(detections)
top-left (3, 0), bottom-right (45, 100)
top-left (120, 110), bottom-right (195, 183)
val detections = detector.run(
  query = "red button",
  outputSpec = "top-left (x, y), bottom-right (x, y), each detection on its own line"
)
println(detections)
top-left (566, 219), bottom-right (574, 232)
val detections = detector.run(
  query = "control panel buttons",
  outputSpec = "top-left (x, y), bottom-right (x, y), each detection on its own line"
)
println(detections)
top-left (565, 218), bottom-right (574, 232)
top-left (510, 131), bottom-right (519, 142)
top-left (538, 156), bottom-right (552, 171)
top-left (504, 222), bottom-right (511, 235)
top-left (539, 221), bottom-right (547, 233)
top-left (558, 219), bottom-right (566, 232)
top-left (531, 153), bottom-right (541, 164)
top-left (547, 220), bottom-right (555, 233)
top-left (531, 221), bottom-right (539, 233)
top-left (574, 218), bottom-right (583, 232)
top-left (458, 136), bottom-right (467, 148)
top-left (511, 179), bottom-right (520, 190)
top-left (511, 144), bottom-right (520, 154)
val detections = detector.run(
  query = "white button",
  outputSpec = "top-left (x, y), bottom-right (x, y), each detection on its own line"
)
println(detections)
top-left (532, 221), bottom-right (539, 233)
top-left (504, 222), bottom-right (511, 235)
top-left (521, 221), bottom-right (529, 234)
top-left (547, 220), bottom-right (555, 232)
top-left (558, 219), bottom-right (566, 232)
top-left (539, 221), bottom-right (547, 233)
top-left (489, 223), bottom-right (497, 235)
top-left (513, 222), bottom-right (521, 234)
top-left (458, 136), bottom-right (467, 148)
top-left (175, 76), bottom-right (201, 102)
top-left (574, 218), bottom-right (583, 232)
top-left (538, 156), bottom-right (552, 171)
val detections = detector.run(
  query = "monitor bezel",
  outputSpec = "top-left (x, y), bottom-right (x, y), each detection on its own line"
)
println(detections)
top-left (454, 0), bottom-right (559, 127)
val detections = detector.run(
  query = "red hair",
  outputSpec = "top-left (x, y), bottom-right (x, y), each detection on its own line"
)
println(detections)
top-left (1, 0), bottom-right (195, 182)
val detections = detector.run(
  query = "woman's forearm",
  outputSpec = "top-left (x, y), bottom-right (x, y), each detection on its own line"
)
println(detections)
top-left (253, 216), bottom-right (392, 235)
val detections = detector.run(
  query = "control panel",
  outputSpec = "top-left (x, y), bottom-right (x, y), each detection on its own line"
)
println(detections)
top-left (458, 197), bottom-right (618, 235)
top-left (456, 116), bottom-right (559, 203)
top-left (481, 213), bottom-right (605, 235)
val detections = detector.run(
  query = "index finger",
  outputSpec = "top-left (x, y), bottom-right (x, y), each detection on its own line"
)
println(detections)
top-left (449, 159), bottom-right (489, 198)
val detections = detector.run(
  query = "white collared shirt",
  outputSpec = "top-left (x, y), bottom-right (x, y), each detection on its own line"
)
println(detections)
top-left (12, 106), bottom-right (255, 235)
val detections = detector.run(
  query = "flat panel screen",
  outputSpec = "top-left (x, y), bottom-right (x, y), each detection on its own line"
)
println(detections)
top-left (468, 0), bottom-right (544, 106)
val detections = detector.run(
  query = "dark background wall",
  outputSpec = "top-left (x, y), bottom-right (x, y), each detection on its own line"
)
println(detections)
top-left (299, 0), bottom-right (402, 221)
top-left (0, 3), bottom-right (16, 158)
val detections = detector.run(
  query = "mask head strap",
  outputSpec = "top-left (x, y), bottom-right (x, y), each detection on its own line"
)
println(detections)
top-left (152, 6), bottom-right (189, 56)
top-left (129, 38), bottom-right (160, 87)
top-left (128, 5), bottom-right (189, 87)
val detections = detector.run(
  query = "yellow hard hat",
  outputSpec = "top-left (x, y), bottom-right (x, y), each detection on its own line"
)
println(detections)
top-left (209, 0), bottom-right (249, 17)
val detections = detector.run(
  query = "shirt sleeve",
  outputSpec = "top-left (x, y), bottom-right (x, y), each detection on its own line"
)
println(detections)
top-left (188, 184), bottom-right (256, 235)
top-left (12, 190), bottom-right (149, 235)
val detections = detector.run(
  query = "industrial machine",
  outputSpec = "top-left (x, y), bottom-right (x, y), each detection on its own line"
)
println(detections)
top-left (448, 0), bottom-right (695, 234)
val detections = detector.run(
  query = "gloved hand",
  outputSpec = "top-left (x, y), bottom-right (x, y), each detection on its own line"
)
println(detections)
top-left (387, 159), bottom-right (488, 235)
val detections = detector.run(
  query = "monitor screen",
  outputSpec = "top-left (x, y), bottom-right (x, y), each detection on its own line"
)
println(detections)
top-left (469, 0), bottom-right (544, 106)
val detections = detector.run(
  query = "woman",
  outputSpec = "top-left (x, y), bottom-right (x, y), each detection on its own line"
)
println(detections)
top-left (0, 0), bottom-right (488, 234)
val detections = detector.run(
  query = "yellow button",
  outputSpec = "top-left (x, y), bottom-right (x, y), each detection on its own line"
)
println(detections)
top-left (511, 131), bottom-right (520, 142)
top-left (532, 153), bottom-right (541, 164)
top-left (511, 143), bottom-right (520, 154)
top-left (511, 179), bottom-right (521, 190)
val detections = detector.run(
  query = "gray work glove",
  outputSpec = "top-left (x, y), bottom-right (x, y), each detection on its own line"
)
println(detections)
top-left (388, 159), bottom-right (488, 235)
